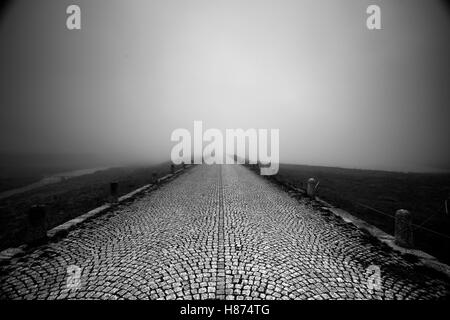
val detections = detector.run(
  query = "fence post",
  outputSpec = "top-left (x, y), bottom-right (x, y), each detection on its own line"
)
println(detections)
top-left (110, 182), bottom-right (119, 203)
top-left (182, 162), bottom-right (186, 170)
top-left (306, 178), bottom-right (317, 199)
top-left (395, 209), bottom-right (414, 248)
top-left (171, 164), bottom-right (175, 174)
top-left (27, 205), bottom-right (48, 244)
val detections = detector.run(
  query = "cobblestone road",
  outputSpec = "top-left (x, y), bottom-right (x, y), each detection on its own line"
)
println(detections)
top-left (0, 165), bottom-right (448, 300)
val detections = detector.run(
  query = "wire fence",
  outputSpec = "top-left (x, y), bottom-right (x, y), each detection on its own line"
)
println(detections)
top-left (294, 175), bottom-right (450, 241)
top-left (262, 167), bottom-right (450, 241)
top-left (354, 201), bottom-right (450, 240)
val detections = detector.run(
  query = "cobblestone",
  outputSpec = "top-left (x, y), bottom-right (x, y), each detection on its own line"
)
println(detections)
top-left (0, 165), bottom-right (449, 299)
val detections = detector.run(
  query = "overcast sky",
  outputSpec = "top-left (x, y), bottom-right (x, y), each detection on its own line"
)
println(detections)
top-left (0, 0), bottom-right (449, 171)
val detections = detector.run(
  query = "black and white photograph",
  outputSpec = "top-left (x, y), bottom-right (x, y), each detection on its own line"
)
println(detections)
top-left (0, 0), bottom-right (449, 313)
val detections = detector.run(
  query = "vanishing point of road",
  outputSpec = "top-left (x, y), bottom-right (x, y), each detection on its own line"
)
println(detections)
top-left (0, 165), bottom-right (448, 300)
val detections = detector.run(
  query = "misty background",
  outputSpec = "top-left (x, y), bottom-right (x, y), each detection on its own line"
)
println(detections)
top-left (0, 0), bottom-right (449, 172)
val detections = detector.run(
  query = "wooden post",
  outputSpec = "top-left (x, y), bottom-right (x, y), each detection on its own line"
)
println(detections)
top-left (306, 178), bottom-right (317, 198)
top-left (27, 205), bottom-right (48, 244)
top-left (182, 162), bottom-right (186, 169)
top-left (170, 164), bottom-right (175, 174)
top-left (395, 209), bottom-right (414, 248)
top-left (110, 182), bottom-right (119, 203)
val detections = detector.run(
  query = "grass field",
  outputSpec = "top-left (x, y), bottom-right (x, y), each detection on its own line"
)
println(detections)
top-left (0, 162), bottom-right (174, 251)
top-left (0, 153), bottom-right (114, 193)
top-left (272, 164), bottom-right (450, 264)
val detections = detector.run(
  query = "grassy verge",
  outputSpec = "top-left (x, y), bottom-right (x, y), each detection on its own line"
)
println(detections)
top-left (272, 164), bottom-right (450, 264)
top-left (0, 162), bottom-right (175, 250)
top-left (0, 153), bottom-right (113, 193)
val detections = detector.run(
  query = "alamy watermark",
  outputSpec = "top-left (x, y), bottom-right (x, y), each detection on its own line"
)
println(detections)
top-left (170, 121), bottom-right (280, 175)
top-left (66, 5), bottom-right (81, 30)
top-left (366, 264), bottom-right (382, 292)
top-left (66, 264), bottom-right (82, 290)
top-left (65, 4), bottom-right (381, 31)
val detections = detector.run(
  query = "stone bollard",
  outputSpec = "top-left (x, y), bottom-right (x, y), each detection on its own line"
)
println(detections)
top-left (306, 178), bottom-right (317, 198)
top-left (395, 209), bottom-right (414, 248)
top-left (152, 172), bottom-right (158, 185)
top-left (171, 164), bottom-right (175, 174)
top-left (26, 205), bottom-right (48, 244)
top-left (110, 182), bottom-right (119, 203)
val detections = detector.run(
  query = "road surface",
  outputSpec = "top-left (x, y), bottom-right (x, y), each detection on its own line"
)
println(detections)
top-left (0, 165), bottom-right (448, 299)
